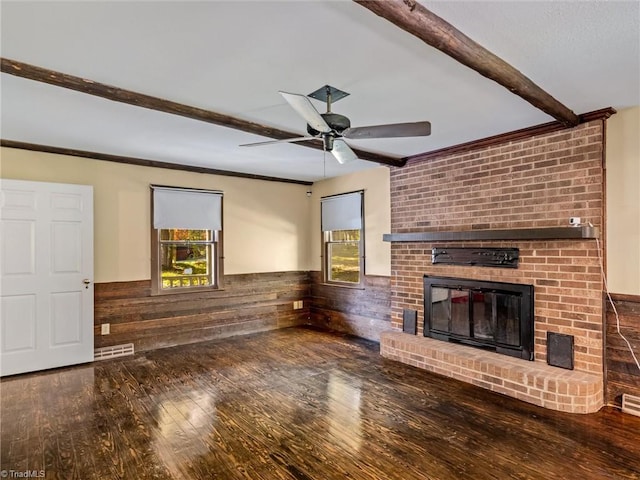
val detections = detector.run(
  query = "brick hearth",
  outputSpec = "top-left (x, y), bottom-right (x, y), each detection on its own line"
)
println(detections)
top-left (382, 332), bottom-right (602, 413)
top-left (385, 120), bottom-right (606, 412)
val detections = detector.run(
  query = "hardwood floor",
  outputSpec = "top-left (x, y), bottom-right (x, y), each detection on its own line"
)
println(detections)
top-left (1, 327), bottom-right (639, 480)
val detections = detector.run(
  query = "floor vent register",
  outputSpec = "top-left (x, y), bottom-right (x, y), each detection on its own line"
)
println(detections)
top-left (622, 393), bottom-right (640, 418)
top-left (94, 343), bottom-right (135, 361)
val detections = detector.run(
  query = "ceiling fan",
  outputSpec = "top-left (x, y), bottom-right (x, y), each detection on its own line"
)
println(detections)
top-left (240, 85), bottom-right (431, 164)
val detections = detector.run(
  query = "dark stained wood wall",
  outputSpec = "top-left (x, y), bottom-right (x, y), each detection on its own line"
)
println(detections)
top-left (606, 293), bottom-right (640, 407)
top-left (308, 272), bottom-right (392, 342)
top-left (94, 271), bottom-right (310, 352)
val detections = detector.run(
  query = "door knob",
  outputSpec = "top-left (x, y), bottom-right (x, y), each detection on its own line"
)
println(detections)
top-left (83, 279), bottom-right (91, 289)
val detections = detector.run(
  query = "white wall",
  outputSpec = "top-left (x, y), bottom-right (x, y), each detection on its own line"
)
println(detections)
top-left (18, 118), bottom-right (638, 292)
top-left (606, 106), bottom-right (640, 295)
top-left (309, 166), bottom-right (391, 276)
top-left (0, 147), bottom-right (312, 282)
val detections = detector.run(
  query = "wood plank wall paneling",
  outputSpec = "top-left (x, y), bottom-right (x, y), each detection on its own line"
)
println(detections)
top-left (308, 271), bottom-right (392, 342)
top-left (94, 271), bottom-right (311, 352)
top-left (606, 294), bottom-right (640, 407)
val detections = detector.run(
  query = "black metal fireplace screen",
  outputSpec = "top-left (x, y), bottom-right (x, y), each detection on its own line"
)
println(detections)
top-left (424, 276), bottom-right (534, 360)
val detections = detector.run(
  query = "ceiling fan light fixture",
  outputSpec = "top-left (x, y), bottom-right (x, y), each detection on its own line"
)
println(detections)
top-left (243, 87), bottom-right (431, 166)
top-left (322, 134), bottom-right (334, 151)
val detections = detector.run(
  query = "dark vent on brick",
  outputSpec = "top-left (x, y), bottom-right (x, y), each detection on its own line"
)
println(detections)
top-left (547, 332), bottom-right (574, 370)
top-left (403, 309), bottom-right (417, 335)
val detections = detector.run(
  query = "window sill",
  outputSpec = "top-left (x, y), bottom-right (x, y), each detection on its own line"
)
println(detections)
top-left (320, 282), bottom-right (365, 291)
top-left (151, 286), bottom-right (224, 296)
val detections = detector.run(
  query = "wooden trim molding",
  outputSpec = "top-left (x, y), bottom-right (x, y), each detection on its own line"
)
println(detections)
top-left (609, 293), bottom-right (640, 303)
top-left (401, 107), bottom-right (616, 164)
top-left (354, 0), bottom-right (579, 126)
top-left (1, 139), bottom-right (314, 186)
top-left (579, 108), bottom-right (617, 123)
top-left (1, 57), bottom-right (402, 168)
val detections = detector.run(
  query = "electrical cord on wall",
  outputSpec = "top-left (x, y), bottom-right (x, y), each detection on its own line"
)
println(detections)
top-left (590, 222), bottom-right (640, 373)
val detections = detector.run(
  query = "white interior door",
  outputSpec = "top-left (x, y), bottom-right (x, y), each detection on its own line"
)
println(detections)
top-left (0, 179), bottom-right (94, 376)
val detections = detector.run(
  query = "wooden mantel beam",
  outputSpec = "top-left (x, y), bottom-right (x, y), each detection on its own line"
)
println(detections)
top-left (354, 0), bottom-right (580, 127)
top-left (1, 57), bottom-right (404, 167)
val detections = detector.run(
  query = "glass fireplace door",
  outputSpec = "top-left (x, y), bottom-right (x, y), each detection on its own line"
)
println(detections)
top-left (424, 276), bottom-right (534, 361)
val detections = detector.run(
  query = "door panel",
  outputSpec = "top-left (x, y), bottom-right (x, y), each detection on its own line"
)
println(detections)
top-left (1, 179), bottom-right (93, 376)
top-left (1, 220), bottom-right (35, 275)
top-left (51, 221), bottom-right (82, 273)
top-left (1, 294), bottom-right (36, 352)
top-left (51, 191), bottom-right (84, 211)
top-left (50, 291), bottom-right (83, 346)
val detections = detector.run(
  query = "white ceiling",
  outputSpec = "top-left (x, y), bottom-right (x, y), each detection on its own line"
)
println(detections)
top-left (1, 1), bottom-right (639, 183)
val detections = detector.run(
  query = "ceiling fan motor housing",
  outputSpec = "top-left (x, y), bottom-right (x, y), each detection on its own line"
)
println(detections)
top-left (307, 112), bottom-right (351, 136)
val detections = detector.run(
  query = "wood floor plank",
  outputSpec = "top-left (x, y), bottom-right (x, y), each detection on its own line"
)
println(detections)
top-left (1, 326), bottom-right (639, 479)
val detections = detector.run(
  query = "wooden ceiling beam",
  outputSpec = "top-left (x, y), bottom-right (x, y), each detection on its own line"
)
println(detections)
top-left (1, 139), bottom-right (314, 185)
top-left (1, 57), bottom-right (404, 167)
top-left (354, 0), bottom-right (580, 127)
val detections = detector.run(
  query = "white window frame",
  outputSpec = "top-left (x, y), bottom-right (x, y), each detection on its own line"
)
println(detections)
top-left (150, 185), bottom-right (224, 295)
top-left (321, 191), bottom-right (364, 287)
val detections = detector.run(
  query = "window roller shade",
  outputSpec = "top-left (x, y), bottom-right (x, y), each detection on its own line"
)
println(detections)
top-left (321, 192), bottom-right (362, 231)
top-left (153, 187), bottom-right (222, 230)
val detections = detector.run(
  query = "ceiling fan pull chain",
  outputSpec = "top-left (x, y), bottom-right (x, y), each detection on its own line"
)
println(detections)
top-left (323, 144), bottom-right (327, 178)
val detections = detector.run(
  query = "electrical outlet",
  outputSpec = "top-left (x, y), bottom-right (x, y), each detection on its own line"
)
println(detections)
top-left (293, 301), bottom-right (303, 310)
top-left (101, 323), bottom-right (110, 335)
top-left (569, 217), bottom-right (581, 226)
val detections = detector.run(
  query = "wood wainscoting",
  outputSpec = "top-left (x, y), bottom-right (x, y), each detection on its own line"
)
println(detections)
top-left (94, 271), bottom-right (310, 352)
top-left (308, 272), bottom-right (391, 342)
top-left (606, 293), bottom-right (640, 407)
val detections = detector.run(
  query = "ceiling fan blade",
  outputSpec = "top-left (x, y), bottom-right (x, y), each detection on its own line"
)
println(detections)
top-left (342, 121), bottom-right (431, 139)
top-left (239, 136), bottom-right (316, 147)
top-left (331, 139), bottom-right (358, 164)
top-left (279, 91), bottom-right (331, 133)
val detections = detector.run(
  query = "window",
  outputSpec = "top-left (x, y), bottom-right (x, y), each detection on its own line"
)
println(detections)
top-left (151, 186), bottom-right (223, 294)
top-left (321, 191), bottom-right (364, 286)
top-left (158, 229), bottom-right (217, 289)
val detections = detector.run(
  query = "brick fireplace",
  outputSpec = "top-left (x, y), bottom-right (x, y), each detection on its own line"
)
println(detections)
top-left (381, 119), bottom-right (608, 413)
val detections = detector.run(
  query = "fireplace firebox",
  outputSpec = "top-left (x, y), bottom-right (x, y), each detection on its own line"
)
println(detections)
top-left (424, 276), bottom-right (534, 360)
